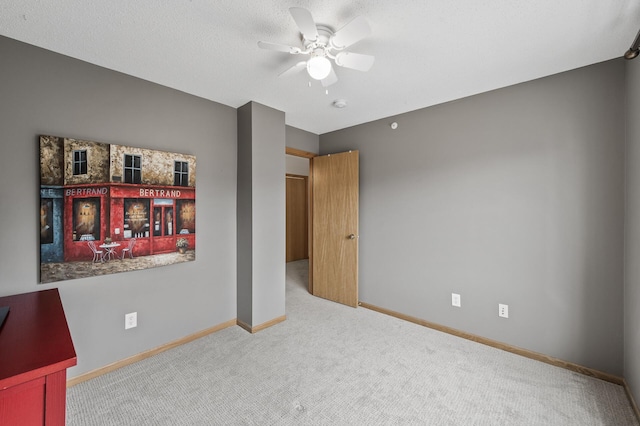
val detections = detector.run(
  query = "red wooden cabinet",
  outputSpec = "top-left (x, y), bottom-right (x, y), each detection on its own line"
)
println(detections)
top-left (0, 289), bottom-right (77, 425)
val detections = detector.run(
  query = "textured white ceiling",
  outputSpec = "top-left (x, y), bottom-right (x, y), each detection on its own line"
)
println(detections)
top-left (1, 1), bottom-right (639, 134)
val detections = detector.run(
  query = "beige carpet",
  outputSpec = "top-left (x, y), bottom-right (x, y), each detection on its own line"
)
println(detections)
top-left (67, 260), bottom-right (639, 425)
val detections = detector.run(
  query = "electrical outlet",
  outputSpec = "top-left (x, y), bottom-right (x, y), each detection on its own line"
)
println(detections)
top-left (451, 293), bottom-right (461, 307)
top-left (499, 304), bottom-right (509, 318)
top-left (125, 312), bottom-right (137, 329)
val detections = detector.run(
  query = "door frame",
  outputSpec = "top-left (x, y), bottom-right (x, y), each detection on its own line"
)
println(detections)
top-left (285, 147), bottom-right (316, 293)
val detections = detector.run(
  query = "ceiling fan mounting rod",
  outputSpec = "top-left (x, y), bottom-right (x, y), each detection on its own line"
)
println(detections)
top-left (310, 48), bottom-right (326, 59)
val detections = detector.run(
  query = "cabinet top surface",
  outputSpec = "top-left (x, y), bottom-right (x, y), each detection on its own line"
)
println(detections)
top-left (0, 288), bottom-right (77, 385)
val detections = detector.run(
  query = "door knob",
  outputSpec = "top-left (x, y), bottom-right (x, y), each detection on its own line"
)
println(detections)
top-left (348, 234), bottom-right (356, 240)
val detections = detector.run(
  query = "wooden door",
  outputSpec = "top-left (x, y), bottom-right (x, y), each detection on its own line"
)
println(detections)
top-left (312, 150), bottom-right (359, 307)
top-left (286, 174), bottom-right (308, 262)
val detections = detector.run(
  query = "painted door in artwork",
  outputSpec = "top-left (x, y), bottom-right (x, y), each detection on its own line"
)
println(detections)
top-left (151, 202), bottom-right (175, 253)
top-left (311, 150), bottom-right (359, 307)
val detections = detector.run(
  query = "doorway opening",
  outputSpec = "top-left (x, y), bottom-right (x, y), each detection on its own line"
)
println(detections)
top-left (285, 147), bottom-right (359, 307)
top-left (286, 173), bottom-right (308, 262)
top-left (285, 147), bottom-right (315, 294)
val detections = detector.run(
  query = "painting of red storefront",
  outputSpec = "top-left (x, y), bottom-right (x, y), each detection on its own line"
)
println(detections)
top-left (40, 135), bottom-right (196, 284)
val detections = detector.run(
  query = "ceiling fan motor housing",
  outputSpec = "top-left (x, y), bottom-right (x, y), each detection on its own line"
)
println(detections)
top-left (304, 25), bottom-right (335, 53)
top-left (258, 8), bottom-right (374, 87)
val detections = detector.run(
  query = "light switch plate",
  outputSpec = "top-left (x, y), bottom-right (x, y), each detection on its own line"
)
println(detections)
top-left (452, 293), bottom-right (461, 307)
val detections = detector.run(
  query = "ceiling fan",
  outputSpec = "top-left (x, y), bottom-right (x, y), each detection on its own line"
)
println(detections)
top-left (258, 7), bottom-right (374, 87)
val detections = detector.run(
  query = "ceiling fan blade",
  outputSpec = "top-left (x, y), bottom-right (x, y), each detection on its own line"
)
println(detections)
top-left (279, 61), bottom-right (307, 78)
top-left (335, 51), bottom-right (375, 72)
top-left (331, 16), bottom-right (371, 49)
top-left (258, 41), bottom-right (301, 54)
top-left (321, 66), bottom-right (338, 87)
top-left (289, 7), bottom-right (318, 41)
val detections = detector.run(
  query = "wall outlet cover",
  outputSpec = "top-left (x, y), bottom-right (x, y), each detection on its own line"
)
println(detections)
top-left (499, 304), bottom-right (509, 318)
top-left (125, 312), bottom-right (137, 329)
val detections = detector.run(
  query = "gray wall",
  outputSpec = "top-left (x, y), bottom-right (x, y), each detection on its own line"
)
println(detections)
top-left (0, 36), bottom-right (238, 377)
top-left (286, 155), bottom-right (309, 176)
top-left (285, 125), bottom-right (316, 175)
top-left (237, 102), bottom-right (286, 327)
top-left (286, 125), bottom-right (319, 154)
top-left (237, 104), bottom-right (253, 325)
top-left (320, 60), bottom-right (626, 375)
top-left (252, 103), bottom-right (286, 325)
top-left (625, 58), bottom-right (640, 401)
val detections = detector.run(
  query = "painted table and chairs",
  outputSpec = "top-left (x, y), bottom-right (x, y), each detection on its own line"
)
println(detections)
top-left (120, 238), bottom-right (136, 259)
top-left (99, 242), bottom-right (121, 261)
top-left (87, 238), bottom-right (135, 262)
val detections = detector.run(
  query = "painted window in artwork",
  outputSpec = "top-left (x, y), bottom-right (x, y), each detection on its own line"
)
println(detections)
top-left (73, 150), bottom-right (87, 175)
top-left (153, 207), bottom-right (162, 237)
top-left (165, 207), bottom-right (174, 236)
top-left (124, 154), bottom-right (142, 184)
top-left (176, 200), bottom-right (195, 234)
top-left (174, 161), bottom-right (189, 186)
top-left (72, 198), bottom-right (100, 241)
top-left (40, 199), bottom-right (54, 244)
top-left (124, 199), bottom-right (150, 238)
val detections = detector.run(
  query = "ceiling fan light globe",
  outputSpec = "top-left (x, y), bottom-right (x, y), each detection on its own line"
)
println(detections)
top-left (307, 56), bottom-right (332, 80)
top-left (625, 48), bottom-right (640, 60)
